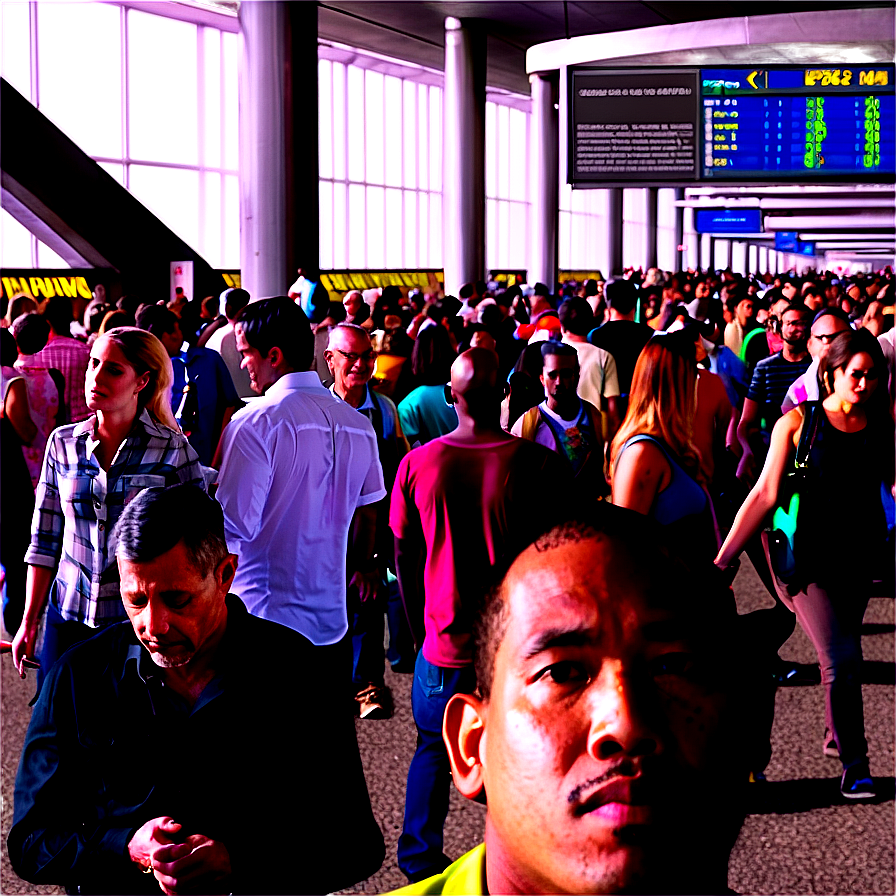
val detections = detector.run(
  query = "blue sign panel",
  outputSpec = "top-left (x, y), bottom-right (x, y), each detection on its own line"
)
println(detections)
top-left (694, 208), bottom-right (763, 233)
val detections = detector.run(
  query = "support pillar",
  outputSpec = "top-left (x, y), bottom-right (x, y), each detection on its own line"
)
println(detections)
top-left (529, 72), bottom-right (559, 292)
top-left (239, 3), bottom-right (316, 300)
top-left (443, 17), bottom-right (486, 295)
top-left (607, 187), bottom-right (623, 278)
top-left (759, 245), bottom-right (769, 274)
top-left (731, 241), bottom-right (747, 275)
top-left (748, 243), bottom-right (758, 275)
top-left (674, 187), bottom-right (685, 272)
top-left (684, 205), bottom-right (698, 272)
top-left (700, 233), bottom-right (712, 271)
top-left (645, 187), bottom-right (658, 270)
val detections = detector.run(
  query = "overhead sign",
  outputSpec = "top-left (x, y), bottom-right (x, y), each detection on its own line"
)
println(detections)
top-left (694, 208), bottom-right (763, 234)
top-left (775, 231), bottom-right (800, 252)
top-left (568, 64), bottom-right (895, 185)
top-left (569, 69), bottom-right (700, 183)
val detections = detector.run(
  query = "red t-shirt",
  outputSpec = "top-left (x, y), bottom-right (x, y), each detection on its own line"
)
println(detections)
top-left (389, 434), bottom-right (571, 667)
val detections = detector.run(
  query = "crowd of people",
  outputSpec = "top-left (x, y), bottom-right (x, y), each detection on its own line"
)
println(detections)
top-left (1, 261), bottom-right (893, 895)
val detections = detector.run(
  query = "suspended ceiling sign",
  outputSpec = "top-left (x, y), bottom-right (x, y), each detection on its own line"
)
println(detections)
top-left (568, 64), bottom-right (895, 187)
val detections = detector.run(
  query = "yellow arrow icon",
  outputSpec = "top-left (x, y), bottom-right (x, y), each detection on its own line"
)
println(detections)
top-left (747, 70), bottom-right (761, 89)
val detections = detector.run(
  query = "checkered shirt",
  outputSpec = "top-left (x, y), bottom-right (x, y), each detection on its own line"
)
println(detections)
top-left (25, 410), bottom-right (206, 627)
top-left (31, 336), bottom-right (91, 423)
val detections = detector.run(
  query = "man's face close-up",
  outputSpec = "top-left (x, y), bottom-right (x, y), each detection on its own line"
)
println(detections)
top-left (540, 354), bottom-right (579, 405)
top-left (235, 324), bottom-right (276, 394)
top-left (327, 329), bottom-right (376, 392)
top-left (781, 310), bottom-right (809, 347)
top-left (478, 534), bottom-right (735, 894)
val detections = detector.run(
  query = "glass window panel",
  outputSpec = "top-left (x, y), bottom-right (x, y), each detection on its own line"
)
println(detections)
top-left (1, 1), bottom-right (31, 100)
top-left (333, 182), bottom-right (347, 269)
top-left (384, 76), bottom-right (402, 188)
top-left (429, 88), bottom-right (441, 192)
top-left (485, 102), bottom-right (497, 198)
top-left (496, 105), bottom-right (509, 199)
top-left (403, 80), bottom-right (417, 189)
top-left (429, 193), bottom-right (442, 270)
top-left (403, 191), bottom-right (417, 269)
top-left (319, 181), bottom-right (334, 271)
top-left (128, 10), bottom-right (197, 164)
top-left (200, 171), bottom-right (222, 267)
top-left (347, 183), bottom-right (366, 268)
top-left (558, 210), bottom-right (571, 270)
top-left (365, 71), bottom-right (385, 185)
top-left (417, 86), bottom-right (429, 191)
top-left (570, 187), bottom-right (585, 213)
top-left (508, 108), bottom-right (527, 202)
top-left (332, 62), bottom-right (346, 181)
top-left (486, 198), bottom-right (497, 272)
top-left (223, 174), bottom-right (239, 269)
top-left (318, 60), bottom-right (333, 180)
top-left (222, 32), bottom-right (238, 170)
top-left (508, 200), bottom-right (527, 269)
top-left (346, 65), bottom-right (365, 182)
top-left (37, 3), bottom-right (122, 159)
top-left (97, 162), bottom-right (124, 184)
top-left (36, 239), bottom-right (69, 269)
top-left (129, 165), bottom-right (200, 251)
top-left (418, 192), bottom-right (429, 268)
top-left (497, 200), bottom-right (510, 270)
top-left (385, 188), bottom-right (403, 268)
top-left (202, 27), bottom-right (221, 169)
top-left (1, 207), bottom-right (35, 268)
top-left (366, 186), bottom-right (385, 268)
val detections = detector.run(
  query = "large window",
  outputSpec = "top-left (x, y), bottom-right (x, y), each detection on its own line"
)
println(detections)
top-left (318, 50), bottom-right (443, 271)
top-left (0, 2), bottom-right (239, 270)
top-left (558, 185), bottom-right (608, 275)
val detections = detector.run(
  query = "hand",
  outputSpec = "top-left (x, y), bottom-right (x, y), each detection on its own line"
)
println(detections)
top-left (11, 621), bottom-right (40, 680)
top-left (128, 817), bottom-right (183, 871)
top-left (736, 450), bottom-right (756, 485)
top-left (350, 569), bottom-right (380, 603)
top-left (151, 835), bottom-right (232, 895)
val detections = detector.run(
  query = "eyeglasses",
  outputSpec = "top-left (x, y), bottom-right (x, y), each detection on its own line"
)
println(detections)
top-left (331, 348), bottom-right (377, 363)
top-left (810, 332), bottom-right (840, 343)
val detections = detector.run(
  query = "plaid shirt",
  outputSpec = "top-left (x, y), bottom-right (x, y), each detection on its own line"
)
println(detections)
top-left (26, 410), bottom-right (206, 627)
top-left (31, 335), bottom-right (91, 423)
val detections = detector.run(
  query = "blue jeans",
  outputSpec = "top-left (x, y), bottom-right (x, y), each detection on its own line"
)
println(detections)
top-left (350, 587), bottom-right (386, 689)
top-left (397, 652), bottom-right (476, 881)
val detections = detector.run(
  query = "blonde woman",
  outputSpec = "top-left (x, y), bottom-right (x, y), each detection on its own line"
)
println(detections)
top-left (610, 331), bottom-right (716, 557)
top-left (12, 328), bottom-right (207, 685)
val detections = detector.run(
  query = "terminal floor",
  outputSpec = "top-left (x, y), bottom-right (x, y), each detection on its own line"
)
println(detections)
top-left (2, 558), bottom-right (893, 895)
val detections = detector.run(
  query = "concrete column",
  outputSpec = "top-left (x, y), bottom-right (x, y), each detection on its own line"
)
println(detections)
top-left (673, 187), bottom-right (684, 271)
top-left (731, 240), bottom-right (747, 275)
top-left (714, 238), bottom-right (730, 270)
top-left (645, 187), bottom-right (658, 270)
top-left (700, 233), bottom-right (712, 271)
top-left (239, 2), bottom-right (286, 299)
top-left (758, 245), bottom-right (769, 274)
top-left (607, 187), bottom-right (623, 277)
top-left (443, 17), bottom-right (486, 295)
top-left (683, 205), bottom-right (698, 272)
top-left (529, 72), bottom-right (559, 292)
top-left (748, 244), bottom-right (758, 275)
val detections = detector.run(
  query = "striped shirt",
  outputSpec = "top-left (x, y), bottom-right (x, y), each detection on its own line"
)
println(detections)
top-left (746, 351), bottom-right (813, 430)
top-left (31, 335), bottom-right (91, 423)
top-left (25, 410), bottom-right (206, 627)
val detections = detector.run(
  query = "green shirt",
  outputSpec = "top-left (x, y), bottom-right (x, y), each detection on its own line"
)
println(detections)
top-left (389, 844), bottom-right (487, 895)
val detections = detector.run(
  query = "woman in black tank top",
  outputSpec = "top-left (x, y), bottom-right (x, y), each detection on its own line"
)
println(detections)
top-left (716, 328), bottom-right (894, 801)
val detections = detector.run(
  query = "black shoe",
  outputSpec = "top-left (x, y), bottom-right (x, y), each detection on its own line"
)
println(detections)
top-left (841, 764), bottom-right (875, 800)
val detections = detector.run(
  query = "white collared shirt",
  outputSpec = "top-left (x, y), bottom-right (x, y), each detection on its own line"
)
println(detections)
top-left (216, 371), bottom-right (386, 645)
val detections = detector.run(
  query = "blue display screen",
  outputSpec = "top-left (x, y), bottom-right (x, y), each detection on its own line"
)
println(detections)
top-left (700, 66), bottom-right (895, 180)
top-left (695, 208), bottom-right (763, 233)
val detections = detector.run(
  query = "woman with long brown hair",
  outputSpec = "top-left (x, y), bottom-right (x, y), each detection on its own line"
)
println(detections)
top-left (716, 327), bottom-right (894, 800)
top-left (12, 327), bottom-right (207, 687)
top-left (610, 331), bottom-right (716, 556)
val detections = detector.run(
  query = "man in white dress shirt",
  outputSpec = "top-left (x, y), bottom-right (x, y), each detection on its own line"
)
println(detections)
top-left (215, 297), bottom-right (385, 682)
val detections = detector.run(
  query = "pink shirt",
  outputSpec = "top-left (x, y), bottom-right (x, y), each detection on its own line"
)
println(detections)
top-left (31, 335), bottom-right (90, 423)
top-left (390, 434), bottom-right (570, 667)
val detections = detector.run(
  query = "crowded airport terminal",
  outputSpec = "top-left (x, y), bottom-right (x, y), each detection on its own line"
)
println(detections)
top-left (1, 1), bottom-right (894, 894)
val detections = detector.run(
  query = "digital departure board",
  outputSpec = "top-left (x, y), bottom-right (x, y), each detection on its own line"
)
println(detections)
top-left (700, 66), bottom-right (895, 180)
top-left (568, 65), bottom-right (895, 185)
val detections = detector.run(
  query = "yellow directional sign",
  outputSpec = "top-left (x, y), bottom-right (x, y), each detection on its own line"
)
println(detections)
top-left (747, 70), bottom-right (761, 89)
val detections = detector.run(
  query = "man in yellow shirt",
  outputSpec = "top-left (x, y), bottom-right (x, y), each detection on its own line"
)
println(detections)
top-left (393, 503), bottom-right (751, 895)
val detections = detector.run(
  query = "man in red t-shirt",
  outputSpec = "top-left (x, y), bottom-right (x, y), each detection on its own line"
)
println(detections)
top-left (390, 347), bottom-right (571, 883)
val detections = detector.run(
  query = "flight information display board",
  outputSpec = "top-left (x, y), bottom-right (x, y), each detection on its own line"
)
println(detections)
top-left (568, 65), bottom-right (895, 185)
top-left (701, 66), bottom-right (895, 180)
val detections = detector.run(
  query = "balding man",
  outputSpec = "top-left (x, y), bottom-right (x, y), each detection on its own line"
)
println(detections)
top-left (390, 348), bottom-right (572, 883)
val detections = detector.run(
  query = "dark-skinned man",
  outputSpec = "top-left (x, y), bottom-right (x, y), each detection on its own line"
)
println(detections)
top-left (511, 341), bottom-right (607, 500)
top-left (390, 347), bottom-right (572, 883)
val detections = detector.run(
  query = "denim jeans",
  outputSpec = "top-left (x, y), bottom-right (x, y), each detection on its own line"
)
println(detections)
top-left (349, 587), bottom-right (386, 689)
top-left (397, 651), bottom-right (476, 881)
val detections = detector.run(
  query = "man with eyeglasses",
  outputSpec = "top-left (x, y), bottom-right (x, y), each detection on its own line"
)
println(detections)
top-left (216, 298), bottom-right (386, 691)
top-left (326, 324), bottom-right (412, 719)
top-left (781, 308), bottom-right (852, 414)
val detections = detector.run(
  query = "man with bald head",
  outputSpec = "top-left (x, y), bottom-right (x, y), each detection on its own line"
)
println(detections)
top-left (390, 348), bottom-right (572, 882)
